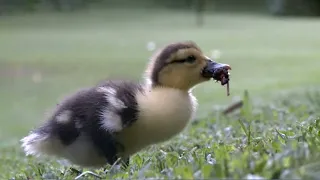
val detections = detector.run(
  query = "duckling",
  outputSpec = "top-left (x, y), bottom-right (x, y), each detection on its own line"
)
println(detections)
top-left (20, 41), bottom-right (231, 168)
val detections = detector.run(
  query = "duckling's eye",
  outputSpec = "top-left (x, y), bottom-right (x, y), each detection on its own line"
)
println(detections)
top-left (170, 55), bottom-right (197, 64)
top-left (185, 55), bottom-right (196, 63)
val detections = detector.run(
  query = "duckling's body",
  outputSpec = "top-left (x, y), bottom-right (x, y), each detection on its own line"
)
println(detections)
top-left (21, 41), bottom-right (230, 168)
top-left (118, 86), bottom-right (197, 157)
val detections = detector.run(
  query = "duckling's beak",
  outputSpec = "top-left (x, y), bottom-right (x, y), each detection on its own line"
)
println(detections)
top-left (202, 59), bottom-right (231, 84)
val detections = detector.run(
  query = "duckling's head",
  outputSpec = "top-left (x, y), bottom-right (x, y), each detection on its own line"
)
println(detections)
top-left (145, 41), bottom-right (231, 91)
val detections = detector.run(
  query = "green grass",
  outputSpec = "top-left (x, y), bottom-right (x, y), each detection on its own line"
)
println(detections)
top-left (0, 8), bottom-right (320, 179)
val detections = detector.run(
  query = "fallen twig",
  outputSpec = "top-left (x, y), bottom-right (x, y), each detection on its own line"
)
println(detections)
top-left (222, 100), bottom-right (243, 115)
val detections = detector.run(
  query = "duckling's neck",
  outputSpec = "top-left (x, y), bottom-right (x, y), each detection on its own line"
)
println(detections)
top-left (138, 86), bottom-right (197, 126)
top-left (118, 86), bottom-right (198, 156)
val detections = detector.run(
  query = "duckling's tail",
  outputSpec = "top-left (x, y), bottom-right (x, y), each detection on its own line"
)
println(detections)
top-left (20, 130), bottom-right (62, 157)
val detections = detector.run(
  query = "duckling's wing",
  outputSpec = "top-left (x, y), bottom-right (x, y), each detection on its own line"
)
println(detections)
top-left (21, 81), bottom-right (142, 166)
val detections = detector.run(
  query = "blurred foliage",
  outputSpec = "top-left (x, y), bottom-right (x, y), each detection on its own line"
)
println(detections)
top-left (267, 0), bottom-right (320, 16)
top-left (0, 0), bottom-right (320, 16)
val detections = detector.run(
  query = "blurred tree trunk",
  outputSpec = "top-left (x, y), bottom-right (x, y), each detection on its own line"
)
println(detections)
top-left (0, 0), bottom-right (4, 14)
top-left (49, 0), bottom-right (87, 12)
top-left (50, 0), bottom-right (62, 11)
top-left (195, 0), bottom-right (205, 27)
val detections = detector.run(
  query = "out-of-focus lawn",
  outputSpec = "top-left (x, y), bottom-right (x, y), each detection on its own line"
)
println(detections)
top-left (0, 9), bottom-right (319, 139)
top-left (1, 8), bottom-right (320, 180)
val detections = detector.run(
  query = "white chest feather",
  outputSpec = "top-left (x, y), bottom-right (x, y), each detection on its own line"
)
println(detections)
top-left (117, 87), bottom-right (197, 157)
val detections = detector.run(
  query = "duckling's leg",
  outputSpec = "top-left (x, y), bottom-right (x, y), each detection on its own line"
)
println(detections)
top-left (89, 127), bottom-right (119, 165)
top-left (114, 142), bottom-right (130, 169)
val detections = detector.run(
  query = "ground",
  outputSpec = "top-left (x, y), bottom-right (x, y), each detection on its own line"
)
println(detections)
top-left (0, 8), bottom-right (319, 179)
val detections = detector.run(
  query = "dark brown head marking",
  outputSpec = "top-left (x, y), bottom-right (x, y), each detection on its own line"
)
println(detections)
top-left (150, 41), bottom-right (201, 86)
